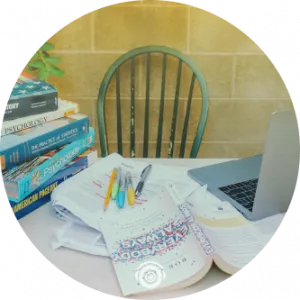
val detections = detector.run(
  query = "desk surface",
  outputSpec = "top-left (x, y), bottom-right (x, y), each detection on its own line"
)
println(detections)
top-left (20, 158), bottom-right (231, 299)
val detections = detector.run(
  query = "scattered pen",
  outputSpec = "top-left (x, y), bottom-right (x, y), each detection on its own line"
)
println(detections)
top-left (135, 164), bottom-right (152, 198)
top-left (103, 168), bottom-right (117, 211)
top-left (127, 171), bottom-right (136, 206)
top-left (117, 173), bottom-right (127, 209)
top-left (111, 167), bottom-right (121, 200)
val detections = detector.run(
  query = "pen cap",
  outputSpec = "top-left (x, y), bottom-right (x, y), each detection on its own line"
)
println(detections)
top-left (117, 190), bottom-right (126, 208)
top-left (126, 171), bottom-right (135, 205)
top-left (111, 184), bottom-right (119, 200)
top-left (127, 188), bottom-right (135, 206)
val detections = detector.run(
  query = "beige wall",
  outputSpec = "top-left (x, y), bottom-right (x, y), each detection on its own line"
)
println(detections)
top-left (47, 0), bottom-right (292, 158)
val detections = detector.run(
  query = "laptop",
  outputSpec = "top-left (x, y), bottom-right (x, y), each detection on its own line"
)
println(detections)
top-left (188, 109), bottom-right (300, 221)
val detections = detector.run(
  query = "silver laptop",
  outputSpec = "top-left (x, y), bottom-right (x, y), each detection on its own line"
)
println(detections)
top-left (188, 109), bottom-right (300, 221)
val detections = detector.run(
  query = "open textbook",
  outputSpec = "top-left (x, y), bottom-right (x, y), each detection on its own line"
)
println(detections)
top-left (51, 153), bottom-right (199, 230)
top-left (50, 153), bottom-right (285, 296)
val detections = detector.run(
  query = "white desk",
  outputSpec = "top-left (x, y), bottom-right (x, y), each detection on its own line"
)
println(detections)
top-left (20, 158), bottom-right (231, 299)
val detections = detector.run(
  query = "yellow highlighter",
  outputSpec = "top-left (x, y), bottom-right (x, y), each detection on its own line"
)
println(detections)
top-left (126, 171), bottom-right (136, 206)
top-left (111, 167), bottom-right (121, 200)
top-left (103, 168), bottom-right (117, 211)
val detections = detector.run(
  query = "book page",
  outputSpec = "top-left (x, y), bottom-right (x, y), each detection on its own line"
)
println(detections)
top-left (187, 187), bottom-right (285, 272)
top-left (202, 213), bottom-right (284, 272)
top-left (202, 224), bottom-right (265, 271)
top-left (188, 186), bottom-right (248, 227)
top-left (99, 188), bottom-right (211, 296)
top-left (51, 153), bottom-right (199, 231)
top-left (51, 221), bottom-right (109, 257)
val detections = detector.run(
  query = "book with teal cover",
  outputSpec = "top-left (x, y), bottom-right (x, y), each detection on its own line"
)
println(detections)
top-left (3, 128), bottom-right (95, 202)
top-left (0, 113), bottom-right (89, 171)
top-left (9, 147), bottom-right (98, 220)
top-left (5, 73), bottom-right (58, 121)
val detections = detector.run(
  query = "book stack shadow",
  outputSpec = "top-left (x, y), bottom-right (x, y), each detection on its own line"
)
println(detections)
top-left (0, 72), bottom-right (98, 219)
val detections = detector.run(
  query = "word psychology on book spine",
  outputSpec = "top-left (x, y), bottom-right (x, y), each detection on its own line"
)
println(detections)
top-left (4, 128), bottom-right (95, 202)
top-left (0, 113), bottom-right (89, 171)
top-left (5, 72), bottom-right (58, 121)
top-left (10, 147), bottom-right (98, 220)
top-left (2, 99), bottom-right (79, 136)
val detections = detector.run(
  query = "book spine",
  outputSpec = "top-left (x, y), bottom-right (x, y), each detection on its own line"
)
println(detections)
top-left (14, 128), bottom-right (95, 201)
top-left (10, 152), bottom-right (95, 220)
top-left (1, 115), bottom-right (89, 170)
top-left (18, 72), bottom-right (35, 81)
top-left (1, 100), bottom-right (79, 136)
top-left (66, 147), bottom-right (98, 168)
top-left (4, 91), bottom-right (58, 121)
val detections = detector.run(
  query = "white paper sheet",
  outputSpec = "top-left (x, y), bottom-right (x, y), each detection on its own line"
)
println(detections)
top-left (51, 153), bottom-right (199, 231)
top-left (52, 221), bottom-right (109, 257)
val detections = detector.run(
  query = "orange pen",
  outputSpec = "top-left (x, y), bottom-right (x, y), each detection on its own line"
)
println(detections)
top-left (103, 168), bottom-right (117, 211)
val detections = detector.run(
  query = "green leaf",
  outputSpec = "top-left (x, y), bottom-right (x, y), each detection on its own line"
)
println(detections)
top-left (28, 60), bottom-right (46, 69)
top-left (36, 68), bottom-right (51, 80)
top-left (49, 65), bottom-right (64, 76)
top-left (40, 42), bottom-right (55, 51)
top-left (27, 67), bottom-right (37, 72)
top-left (45, 56), bottom-right (61, 64)
top-left (31, 52), bottom-right (39, 59)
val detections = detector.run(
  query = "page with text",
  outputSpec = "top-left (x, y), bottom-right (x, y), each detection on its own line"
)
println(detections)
top-left (51, 153), bottom-right (199, 231)
top-left (187, 186), bottom-right (285, 273)
top-left (99, 188), bottom-right (212, 296)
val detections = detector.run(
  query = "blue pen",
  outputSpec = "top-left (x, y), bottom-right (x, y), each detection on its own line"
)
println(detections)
top-left (117, 173), bottom-right (127, 208)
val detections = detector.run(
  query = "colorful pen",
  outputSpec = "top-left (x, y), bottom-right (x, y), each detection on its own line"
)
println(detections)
top-left (111, 167), bottom-right (121, 200)
top-left (103, 168), bottom-right (117, 211)
top-left (117, 173), bottom-right (127, 209)
top-left (126, 172), bottom-right (136, 206)
top-left (135, 164), bottom-right (152, 198)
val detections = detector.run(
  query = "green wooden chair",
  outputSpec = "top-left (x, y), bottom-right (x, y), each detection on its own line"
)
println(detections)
top-left (96, 45), bottom-right (209, 158)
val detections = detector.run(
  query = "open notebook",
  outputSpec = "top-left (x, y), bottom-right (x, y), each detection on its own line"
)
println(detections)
top-left (50, 153), bottom-right (285, 296)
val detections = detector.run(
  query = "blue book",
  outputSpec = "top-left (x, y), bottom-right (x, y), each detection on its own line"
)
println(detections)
top-left (3, 128), bottom-right (95, 202)
top-left (5, 73), bottom-right (58, 121)
top-left (0, 113), bottom-right (89, 171)
top-left (10, 147), bottom-right (98, 220)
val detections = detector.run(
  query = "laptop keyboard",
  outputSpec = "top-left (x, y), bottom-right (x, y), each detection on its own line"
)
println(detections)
top-left (218, 179), bottom-right (258, 212)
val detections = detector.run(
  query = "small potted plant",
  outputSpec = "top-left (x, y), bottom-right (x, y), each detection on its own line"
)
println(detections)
top-left (26, 42), bottom-right (64, 81)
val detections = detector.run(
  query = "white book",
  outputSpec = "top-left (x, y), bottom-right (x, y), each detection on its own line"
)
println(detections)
top-left (1, 99), bottom-right (79, 136)
top-left (100, 185), bottom-right (284, 296)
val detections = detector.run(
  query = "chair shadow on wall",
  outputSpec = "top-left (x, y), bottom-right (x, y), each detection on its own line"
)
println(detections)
top-left (96, 45), bottom-right (209, 158)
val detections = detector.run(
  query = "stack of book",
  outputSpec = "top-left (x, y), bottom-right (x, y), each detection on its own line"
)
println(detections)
top-left (1, 72), bottom-right (98, 220)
